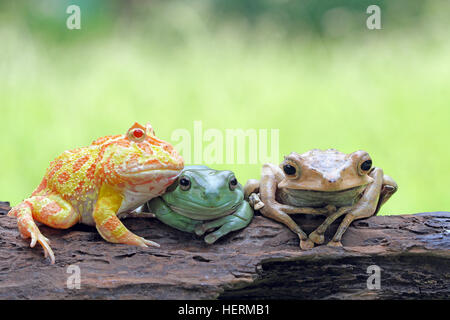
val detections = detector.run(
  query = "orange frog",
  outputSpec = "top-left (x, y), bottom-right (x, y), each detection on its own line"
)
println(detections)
top-left (8, 122), bottom-right (184, 264)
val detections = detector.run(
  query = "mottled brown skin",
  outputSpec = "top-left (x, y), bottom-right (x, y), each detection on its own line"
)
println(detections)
top-left (245, 149), bottom-right (398, 249)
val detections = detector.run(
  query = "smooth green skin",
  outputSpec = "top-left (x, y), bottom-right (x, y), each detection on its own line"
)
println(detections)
top-left (147, 165), bottom-right (254, 244)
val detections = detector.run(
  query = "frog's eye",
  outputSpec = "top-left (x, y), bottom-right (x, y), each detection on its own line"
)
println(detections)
top-left (281, 160), bottom-right (301, 179)
top-left (357, 156), bottom-right (372, 175)
top-left (283, 164), bottom-right (297, 176)
top-left (229, 176), bottom-right (238, 190)
top-left (179, 177), bottom-right (191, 191)
top-left (361, 160), bottom-right (372, 171)
top-left (128, 128), bottom-right (146, 142)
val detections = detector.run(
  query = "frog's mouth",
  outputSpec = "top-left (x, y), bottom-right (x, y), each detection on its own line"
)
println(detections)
top-left (163, 199), bottom-right (241, 221)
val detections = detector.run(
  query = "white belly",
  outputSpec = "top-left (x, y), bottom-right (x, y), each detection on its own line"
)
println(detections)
top-left (118, 188), bottom-right (157, 214)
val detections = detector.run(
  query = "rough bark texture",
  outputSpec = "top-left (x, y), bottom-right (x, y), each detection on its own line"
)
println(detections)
top-left (0, 201), bottom-right (448, 300)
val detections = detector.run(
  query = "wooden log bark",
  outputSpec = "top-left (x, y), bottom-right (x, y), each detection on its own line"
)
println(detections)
top-left (0, 201), bottom-right (448, 299)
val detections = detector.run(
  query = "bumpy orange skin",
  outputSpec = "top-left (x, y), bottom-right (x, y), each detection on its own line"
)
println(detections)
top-left (8, 122), bottom-right (184, 264)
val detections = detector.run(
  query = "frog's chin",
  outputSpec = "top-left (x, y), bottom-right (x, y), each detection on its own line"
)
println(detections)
top-left (165, 201), bottom-right (241, 221)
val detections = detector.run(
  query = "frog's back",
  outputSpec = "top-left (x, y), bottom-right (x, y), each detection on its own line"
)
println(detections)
top-left (33, 145), bottom-right (101, 199)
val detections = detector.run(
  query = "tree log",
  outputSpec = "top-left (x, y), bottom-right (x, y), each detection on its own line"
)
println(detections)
top-left (0, 201), bottom-right (448, 299)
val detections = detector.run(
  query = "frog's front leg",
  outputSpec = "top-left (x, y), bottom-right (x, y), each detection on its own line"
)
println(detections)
top-left (258, 163), bottom-right (333, 250)
top-left (327, 167), bottom-right (394, 247)
top-left (310, 169), bottom-right (398, 246)
top-left (93, 185), bottom-right (159, 247)
top-left (195, 201), bottom-right (254, 244)
top-left (147, 197), bottom-right (202, 233)
top-left (8, 194), bottom-right (80, 264)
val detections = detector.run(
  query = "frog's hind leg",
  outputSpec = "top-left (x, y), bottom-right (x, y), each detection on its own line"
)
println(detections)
top-left (8, 194), bottom-right (80, 264)
top-left (195, 201), bottom-right (254, 244)
top-left (327, 167), bottom-right (385, 247)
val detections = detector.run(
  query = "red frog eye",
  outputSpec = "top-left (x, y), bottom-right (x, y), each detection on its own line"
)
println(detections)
top-left (128, 128), bottom-right (146, 142)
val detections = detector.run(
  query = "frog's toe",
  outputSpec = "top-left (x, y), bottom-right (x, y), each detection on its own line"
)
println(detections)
top-left (327, 240), bottom-right (343, 247)
top-left (140, 237), bottom-right (160, 248)
top-left (309, 231), bottom-right (324, 245)
top-left (194, 225), bottom-right (206, 236)
top-left (300, 238), bottom-right (315, 250)
top-left (204, 234), bottom-right (218, 244)
top-left (30, 231), bottom-right (55, 264)
top-left (253, 201), bottom-right (264, 211)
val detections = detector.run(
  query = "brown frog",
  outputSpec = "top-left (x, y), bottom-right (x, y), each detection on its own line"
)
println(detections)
top-left (245, 149), bottom-right (397, 249)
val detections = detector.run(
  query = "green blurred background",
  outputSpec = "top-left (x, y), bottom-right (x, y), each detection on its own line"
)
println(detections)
top-left (1, 0), bottom-right (449, 214)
